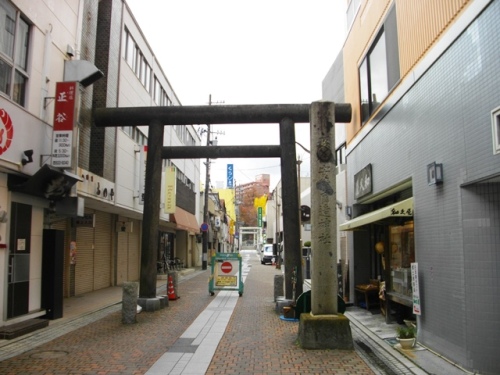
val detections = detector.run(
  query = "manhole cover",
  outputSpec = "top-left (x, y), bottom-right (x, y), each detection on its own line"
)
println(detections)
top-left (31, 350), bottom-right (69, 359)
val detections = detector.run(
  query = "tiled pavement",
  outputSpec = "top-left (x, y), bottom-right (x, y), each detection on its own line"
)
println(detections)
top-left (0, 250), bottom-right (470, 374)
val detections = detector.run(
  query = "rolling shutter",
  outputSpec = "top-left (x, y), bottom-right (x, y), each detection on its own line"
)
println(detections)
top-left (76, 223), bottom-right (94, 295)
top-left (93, 211), bottom-right (112, 290)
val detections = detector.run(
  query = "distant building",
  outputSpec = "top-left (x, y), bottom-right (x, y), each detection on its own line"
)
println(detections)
top-left (235, 174), bottom-right (270, 227)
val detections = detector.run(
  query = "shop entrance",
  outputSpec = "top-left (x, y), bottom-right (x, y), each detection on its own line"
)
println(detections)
top-left (342, 195), bottom-right (415, 323)
top-left (7, 202), bottom-right (32, 319)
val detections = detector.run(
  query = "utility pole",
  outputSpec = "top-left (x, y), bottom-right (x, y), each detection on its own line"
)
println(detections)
top-left (202, 95), bottom-right (212, 270)
top-left (202, 94), bottom-right (224, 269)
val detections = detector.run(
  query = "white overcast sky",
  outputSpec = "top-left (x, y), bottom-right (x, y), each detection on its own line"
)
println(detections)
top-left (126, 0), bottom-right (347, 190)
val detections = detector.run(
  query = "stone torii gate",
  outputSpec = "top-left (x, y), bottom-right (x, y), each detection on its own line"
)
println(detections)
top-left (94, 101), bottom-right (352, 349)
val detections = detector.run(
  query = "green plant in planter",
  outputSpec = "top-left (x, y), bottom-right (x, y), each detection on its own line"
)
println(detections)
top-left (397, 326), bottom-right (416, 339)
top-left (303, 241), bottom-right (311, 247)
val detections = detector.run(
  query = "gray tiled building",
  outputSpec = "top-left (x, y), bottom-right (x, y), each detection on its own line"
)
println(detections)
top-left (326, 1), bottom-right (500, 374)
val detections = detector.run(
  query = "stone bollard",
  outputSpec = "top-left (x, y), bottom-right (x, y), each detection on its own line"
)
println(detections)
top-left (122, 282), bottom-right (139, 324)
top-left (274, 274), bottom-right (284, 302)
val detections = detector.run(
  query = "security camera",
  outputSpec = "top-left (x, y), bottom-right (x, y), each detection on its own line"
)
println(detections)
top-left (21, 149), bottom-right (33, 166)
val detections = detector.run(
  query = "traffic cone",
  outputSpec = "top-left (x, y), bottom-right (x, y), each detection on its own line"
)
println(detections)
top-left (167, 275), bottom-right (178, 300)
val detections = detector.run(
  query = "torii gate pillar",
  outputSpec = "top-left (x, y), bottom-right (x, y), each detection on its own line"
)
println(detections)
top-left (297, 101), bottom-right (353, 350)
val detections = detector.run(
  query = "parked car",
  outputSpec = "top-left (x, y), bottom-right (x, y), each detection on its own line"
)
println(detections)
top-left (260, 244), bottom-right (274, 264)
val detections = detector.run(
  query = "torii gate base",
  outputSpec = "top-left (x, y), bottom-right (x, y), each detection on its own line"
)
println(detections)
top-left (297, 314), bottom-right (354, 350)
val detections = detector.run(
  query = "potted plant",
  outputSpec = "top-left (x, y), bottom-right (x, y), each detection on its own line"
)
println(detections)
top-left (396, 325), bottom-right (416, 350)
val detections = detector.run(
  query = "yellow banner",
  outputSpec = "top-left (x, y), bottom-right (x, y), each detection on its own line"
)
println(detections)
top-left (216, 275), bottom-right (237, 287)
top-left (164, 166), bottom-right (177, 214)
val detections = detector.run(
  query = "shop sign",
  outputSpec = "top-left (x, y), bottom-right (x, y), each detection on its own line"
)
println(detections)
top-left (52, 82), bottom-right (78, 168)
top-left (354, 164), bottom-right (372, 199)
top-left (164, 166), bottom-right (177, 213)
top-left (411, 262), bottom-right (421, 315)
top-left (75, 214), bottom-right (95, 227)
top-left (0, 109), bottom-right (14, 155)
top-left (227, 164), bottom-right (233, 188)
top-left (138, 145), bottom-right (147, 205)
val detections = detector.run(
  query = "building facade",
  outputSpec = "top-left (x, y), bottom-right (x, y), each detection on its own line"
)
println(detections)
top-left (331, 1), bottom-right (500, 373)
top-left (1, 0), bottom-right (201, 329)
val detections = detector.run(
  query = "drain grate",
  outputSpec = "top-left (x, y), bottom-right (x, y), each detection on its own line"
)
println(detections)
top-left (355, 340), bottom-right (400, 375)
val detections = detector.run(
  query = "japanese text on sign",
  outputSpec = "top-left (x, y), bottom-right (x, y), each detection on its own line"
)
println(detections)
top-left (52, 82), bottom-right (78, 168)
top-left (216, 276), bottom-right (237, 287)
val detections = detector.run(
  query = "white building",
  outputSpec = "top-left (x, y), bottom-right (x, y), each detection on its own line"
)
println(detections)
top-left (0, 0), bottom-right (200, 329)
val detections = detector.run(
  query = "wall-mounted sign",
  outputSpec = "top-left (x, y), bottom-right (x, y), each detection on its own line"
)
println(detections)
top-left (354, 163), bottom-right (372, 199)
top-left (17, 238), bottom-right (26, 251)
top-left (257, 207), bottom-right (262, 227)
top-left (138, 145), bottom-right (147, 205)
top-left (52, 82), bottom-right (78, 168)
top-left (164, 166), bottom-right (177, 214)
top-left (75, 213), bottom-right (95, 227)
top-left (70, 241), bottom-right (77, 265)
top-left (227, 164), bottom-right (234, 188)
top-left (0, 109), bottom-right (14, 155)
top-left (411, 262), bottom-right (421, 315)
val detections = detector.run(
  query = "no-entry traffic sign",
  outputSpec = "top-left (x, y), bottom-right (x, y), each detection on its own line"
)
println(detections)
top-left (221, 261), bottom-right (233, 274)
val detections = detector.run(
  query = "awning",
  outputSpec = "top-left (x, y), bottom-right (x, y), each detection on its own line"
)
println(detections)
top-left (8, 164), bottom-right (82, 201)
top-left (339, 198), bottom-right (413, 231)
top-left (171, 207), bottom-right (200, 234)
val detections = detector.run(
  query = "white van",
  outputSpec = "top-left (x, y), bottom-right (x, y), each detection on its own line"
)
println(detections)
top-left (260, 244), bottom-right (274, 264)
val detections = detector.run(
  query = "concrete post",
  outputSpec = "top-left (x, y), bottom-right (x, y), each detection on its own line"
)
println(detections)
top-left (298, 101), bottom-right (353, 350)
top-left (310, 101), bottom-right (338, 315)
top-left (122, 282), bottom-right (138, 324)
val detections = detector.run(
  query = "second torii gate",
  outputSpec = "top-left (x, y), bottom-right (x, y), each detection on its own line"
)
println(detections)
top-left (94, 102), bottom-right (353, 349)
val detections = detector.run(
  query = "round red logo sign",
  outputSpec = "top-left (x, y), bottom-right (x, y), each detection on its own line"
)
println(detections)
top-left (0, 109), bottom-right (14, 155)
top-left (220, 261), bottom-right (232, 274)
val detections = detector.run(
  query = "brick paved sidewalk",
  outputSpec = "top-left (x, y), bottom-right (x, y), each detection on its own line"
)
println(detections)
top-left (0, 253), bottom-right (375, 375)
top-left (0, 271), bottom-right (214, 375)
top-left (206, 254), bottom-right (375, 375)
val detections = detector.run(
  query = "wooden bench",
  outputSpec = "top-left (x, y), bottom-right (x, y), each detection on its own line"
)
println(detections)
top-left (355, 279), bottom-right (380, 310)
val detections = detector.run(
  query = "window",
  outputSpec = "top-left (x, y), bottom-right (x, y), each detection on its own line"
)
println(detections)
top-left (346, 0), bottom-right (361, 31)
top-left (388, 222), bottom-right (414, 298)
top-left (124, 30), bottom-right (137, 71)
top-left (0, 0), bottom-right (29, 106)
top-left (492, 106), bottom-right (500, 155)
top-left (359, 5), bottom-right (399, 124)
top-left (124, 29), bottom-right (152, 92)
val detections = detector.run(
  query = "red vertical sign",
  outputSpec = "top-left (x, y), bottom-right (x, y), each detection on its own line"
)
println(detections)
top-left (52, 81), bottom-right (78, 168)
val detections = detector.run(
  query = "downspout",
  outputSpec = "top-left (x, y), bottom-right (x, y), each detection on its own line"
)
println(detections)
top-left (40, 25), bottom-right (52, 120)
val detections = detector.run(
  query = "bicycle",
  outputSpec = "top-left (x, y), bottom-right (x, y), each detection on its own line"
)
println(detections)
top-left (157, 253), bottom-right (168, 274)
top-left (174, 257), bottom-right (184, 270)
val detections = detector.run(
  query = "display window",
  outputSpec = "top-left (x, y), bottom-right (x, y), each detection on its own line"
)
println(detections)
top-left (388, 221), bottom-right (414, 298)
